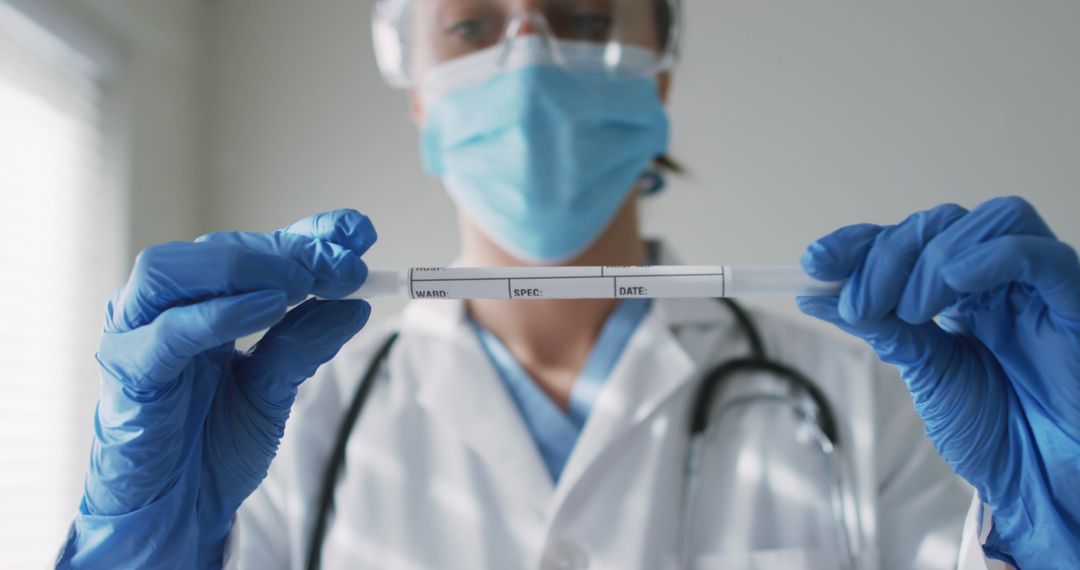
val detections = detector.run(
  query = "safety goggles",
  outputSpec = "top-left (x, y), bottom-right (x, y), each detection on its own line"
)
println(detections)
top-left (372, 0), bottom-right (682, 89)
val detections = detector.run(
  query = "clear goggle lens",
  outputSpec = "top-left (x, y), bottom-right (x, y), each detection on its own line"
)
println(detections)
top-left (373, 0), bottom-right (681, 89)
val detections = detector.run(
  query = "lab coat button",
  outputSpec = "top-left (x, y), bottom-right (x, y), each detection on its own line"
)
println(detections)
top-left (540, 541), bottom-right (590, 570)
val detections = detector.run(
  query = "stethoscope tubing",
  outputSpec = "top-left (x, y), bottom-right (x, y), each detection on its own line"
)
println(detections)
top-left (304, 299), bottom-right (851, 570)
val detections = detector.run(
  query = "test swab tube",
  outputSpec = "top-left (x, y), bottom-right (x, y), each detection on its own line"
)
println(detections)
top-left (340, 266), bottom-right (842, 300)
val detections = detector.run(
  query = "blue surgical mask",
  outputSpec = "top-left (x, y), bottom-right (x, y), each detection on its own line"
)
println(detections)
top-left (419, 39), bottom-right (670, 263)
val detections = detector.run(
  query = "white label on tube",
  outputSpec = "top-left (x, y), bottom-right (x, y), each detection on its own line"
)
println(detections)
top-left (509, 277), bottom-right (614, 299)
top-left (601, 265), bottom-right (725, 277)
top-left (412, 267), bottom-right (600, 281)
top-left (411, 278), bottom-right (510, 299)
top-left (614, 274), bottom-right (726, 298)
top-left (405, 266), bottom-right (732, 300)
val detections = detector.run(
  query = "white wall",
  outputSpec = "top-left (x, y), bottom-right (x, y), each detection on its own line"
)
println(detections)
top-left (660, 2), bottom-right (1080, 261)
top-left (0, 1), bottom-right (205, 564)
top-left (9, 0), bottom-right (207, 259)
top-left (82, 0), bottom-right (208, 256)
top-left (204, 1), bottom-right (1080, 319)
top-left (205, 0), bottom-right (455, 285)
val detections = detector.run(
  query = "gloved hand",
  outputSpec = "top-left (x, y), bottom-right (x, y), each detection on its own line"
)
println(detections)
top-left (56, 210), bottom-right (377, 569)
top-left (797, 197), bottom-right (1080, 568)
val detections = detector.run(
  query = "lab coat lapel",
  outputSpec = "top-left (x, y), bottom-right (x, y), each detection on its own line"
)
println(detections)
top-left (547, 241), bottom-right (737, 518)
top-left (404, 300), bottom-right (554, 513)
top-left (549, 299), bottom-right (697, 512)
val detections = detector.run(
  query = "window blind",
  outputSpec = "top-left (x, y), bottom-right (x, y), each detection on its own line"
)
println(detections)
top-left (0, 3), bottom-right (122, 567)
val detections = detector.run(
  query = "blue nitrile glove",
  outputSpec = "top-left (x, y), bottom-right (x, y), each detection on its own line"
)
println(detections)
top-left (56, 210), bottom-right (376, 569)
top-left (797, 197), bottom-right (1080, 569)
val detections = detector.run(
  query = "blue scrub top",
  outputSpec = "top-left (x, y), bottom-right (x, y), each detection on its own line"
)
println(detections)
top-left (470, 297), bottom-right (652, 482)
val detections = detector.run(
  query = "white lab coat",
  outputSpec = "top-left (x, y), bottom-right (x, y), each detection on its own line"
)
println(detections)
top-left (227, 247), bottom-right (1003, 570)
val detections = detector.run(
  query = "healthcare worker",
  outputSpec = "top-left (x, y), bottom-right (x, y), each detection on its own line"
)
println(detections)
top-left (57, 1), bottom-right (1079, 569)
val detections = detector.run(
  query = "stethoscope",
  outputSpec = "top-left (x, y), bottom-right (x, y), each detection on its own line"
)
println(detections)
top-left (304, 298), bottom-right (856, 570)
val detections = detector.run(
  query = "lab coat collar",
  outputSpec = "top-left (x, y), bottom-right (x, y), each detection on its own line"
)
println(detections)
top-left (548, 297), bottom-right (698, 512)
top-left (404, 299), bottom-right (556, 513)
top-left (398, 240), bottom-right (733, 514)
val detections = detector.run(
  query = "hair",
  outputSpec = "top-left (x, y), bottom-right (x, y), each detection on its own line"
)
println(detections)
top-left (655, 0), bottom-right (674, 50)
top-left (655, 154), bottom-right (684, 175)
